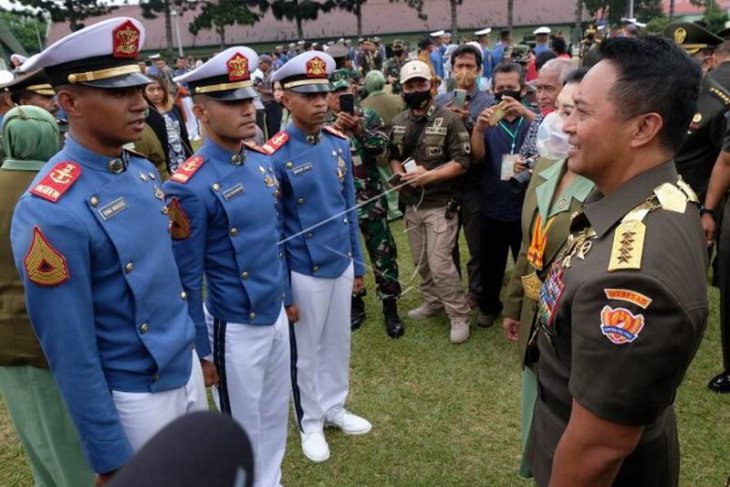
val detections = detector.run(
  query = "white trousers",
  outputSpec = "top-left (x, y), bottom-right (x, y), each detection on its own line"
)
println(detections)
top-left (207, 305), bottom-right (290, 487)
top-left (112, 350), bottom-right (208, 453)
top-left (290, 263), bottom-right (353, 434)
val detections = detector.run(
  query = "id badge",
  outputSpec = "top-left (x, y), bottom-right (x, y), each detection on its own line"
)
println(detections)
top-left (501, 154), bottom-right (517, 181)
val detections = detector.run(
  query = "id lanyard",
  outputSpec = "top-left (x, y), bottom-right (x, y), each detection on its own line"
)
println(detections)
top-left (498, 117), bottom-right (524, 155)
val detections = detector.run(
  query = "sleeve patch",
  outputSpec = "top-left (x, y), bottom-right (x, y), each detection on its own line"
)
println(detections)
top-left (168, 197), bottom-right (191, 240)
top-left (170, 156), bottom-right (205, 184)
top-left (30, 161), bottom-right (81, 203)
top-left (604, 289), bottom-right (652, 309)
top-left (24, 226), bottom-right (70, 286)
top-left (600, 306), bottom-right (645, 345)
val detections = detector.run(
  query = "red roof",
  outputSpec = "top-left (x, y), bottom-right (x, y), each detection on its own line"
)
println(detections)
top-left (662, 0), bottom-right (730, 16)
top-left (48, 0), bottom-right (586, 50)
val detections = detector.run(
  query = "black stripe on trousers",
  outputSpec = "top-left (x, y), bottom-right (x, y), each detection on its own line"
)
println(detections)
top-left (213, 318), bottom-right (232, 416)
top-left (288, 321), bottom-right (305, 431)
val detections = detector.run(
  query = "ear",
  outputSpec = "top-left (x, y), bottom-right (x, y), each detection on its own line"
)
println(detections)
top-left (192, 101), bottom-right (208, 123)
top-left (629, 112), bottom-right (663, 149)
top-left (281, 91), bottom-right (293, 111)
top-left (55, 87), bottom-right (81, 118)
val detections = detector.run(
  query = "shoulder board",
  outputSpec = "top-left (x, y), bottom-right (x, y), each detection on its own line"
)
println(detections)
top-left (30, 161), bottom-right (81, 203)
top-left (607, 200), bottom-right (659, 272)
top-left (707, 80), bottom-right (730, 109)
top-left (262, 131), bottom-right (290, 154)
top-left (654, 182), bottom-right (688, 214)
top-left (242, 140), bottom-right (268, 155)
top-left (170, 155), bottom-right (206, 184)
top-left (322, 125), bottom-right (348, 140)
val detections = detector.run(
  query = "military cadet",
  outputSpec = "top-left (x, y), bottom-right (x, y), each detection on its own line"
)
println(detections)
top-left (325, 69), bottom-right (404, 338)
top-left (384, 40), bottom-right (408, 94)
top-left (267, 51), bottom-right (371, 463)
top-left (389, 60), bottom-right (473, 343)
top-left (164, 47), bottom-right (291, 487)
top-left (666, 22), bottom-right (729, 199)
top-left (10, 18), bottom-right (207, 484)
top-left (527, 37), bottom-right (707, 485)
top-left (0, 105), bottom-right (94, 487)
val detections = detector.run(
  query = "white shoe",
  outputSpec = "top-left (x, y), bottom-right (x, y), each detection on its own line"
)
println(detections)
top-left (301, 432), bottom-right (330, 463)
top-left (325, 411), bottom-right (372, 435)
top-left (407, 304), bottom-right (443, 320)
top-left (450, 321), bottom-right (470, 344)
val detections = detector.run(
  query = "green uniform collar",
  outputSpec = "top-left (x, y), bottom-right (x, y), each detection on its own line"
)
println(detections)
top-left (0, 159), bottom-right (47, 171)
top-left (535, 158), bottom-right (594, 222)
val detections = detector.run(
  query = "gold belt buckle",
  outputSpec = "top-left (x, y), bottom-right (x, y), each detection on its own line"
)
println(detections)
top-left (521, 272), bottom-right (542, 301)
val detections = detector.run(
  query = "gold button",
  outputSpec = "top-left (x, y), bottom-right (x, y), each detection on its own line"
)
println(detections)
top-left (90, 196), bottom-right (99, 207)
top-left (241, 271), bottom-right (249, 280)
top-left (180, 291), bottom-right (187, 300)
top-left (297, 197), bottom-right (304, 205)
top-left (151, 373), bottom-right (159, 382)
top-left (231, 153), bottom-right (243, 165)
top-left (149, 172), bottom-right (156, 180)
top-left (249, 312), bottom-right (256, 320)
top-left (230, 228), bottom-right (239, 236)
top-left (161, 207), bottom-right (169, 215)
top-left (139, 323), bottom-right (149, 334)
top-left (125, 262), bottom-right (134, 273)
top-left (343, 218), bottom-right (348, 224)
top-left (212, 183), bottom-right (220, 191)
top-left (312, 265), bottom-right (319, 272)
top-left (286, 161), bottom-right (293, 169)
top-left (108, 159), bottom-right (124, 173)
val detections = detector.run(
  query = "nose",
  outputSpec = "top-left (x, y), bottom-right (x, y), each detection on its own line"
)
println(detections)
top-left (563, 110), bottom-right (576, 134)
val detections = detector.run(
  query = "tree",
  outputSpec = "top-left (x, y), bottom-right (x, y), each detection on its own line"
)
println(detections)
top-left (1, 10), bottom-right (47, 53)
top-left (449, 0), bottom-right (462, 41)
top-left (332, 0), bottom-right (366, 36)
top-left (269, 0), bottom-right (336, 40)
top-left (582, 0), bottom-right (663, 26)
top-left (507, 0), bottom-right (514, 32)
top-left (189, 0), bottom-right (266, 50)
top-left (141, 0), bottom-right (195, 57)
top-left (669, 0), bottom-right (675, 20)
top-left (8, 0), bottom-right (115, 32)
top-left (388, 0), bottom-right (427, 22)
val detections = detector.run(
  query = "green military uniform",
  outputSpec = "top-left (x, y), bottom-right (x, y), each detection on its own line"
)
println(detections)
top-left (527, 162), bottom-right (708, 485)
top-left (384, 41), bottom-right (407, 95)
top-left (502, 158), bottom-right (594, 478)
top-left (0, 106), bottom-right (94, 486)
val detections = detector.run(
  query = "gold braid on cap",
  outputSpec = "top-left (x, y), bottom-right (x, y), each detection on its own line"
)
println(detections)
top-left (67, 64), bottom-right (141, 84)
top-left (282, 78), bottom-right (330, 89)
top-left (26, 84), bottom-right (55, 96)
top-left (194, 80), bottom-right (253, 94)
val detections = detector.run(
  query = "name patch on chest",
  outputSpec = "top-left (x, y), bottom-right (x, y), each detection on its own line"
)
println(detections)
top-left (292, 163), bottom-right (313, 175)
top-left (98, 197), bottom-right (129, 221)
top-left (425, 126), bottom-right (448, 136)
top-left (223, 183), bottom-right (245, 201)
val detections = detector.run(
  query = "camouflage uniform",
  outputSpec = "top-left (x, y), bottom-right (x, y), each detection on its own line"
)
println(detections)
top-left (325, 107), bottom-right (401, 300)
top-left (385, 57), bottom-right (406, 94)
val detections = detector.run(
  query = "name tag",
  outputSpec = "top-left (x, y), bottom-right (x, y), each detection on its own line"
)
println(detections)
top-left (98, 197), bottom-right (129, 221)
top-left (292, 163), bottom-right (313, 175)
top-left (425, 127), bottom-right (447, 136)
top-left (223, 183), bottom-right (245, 201)
top-left (392, 126), bottom-right (406, 134)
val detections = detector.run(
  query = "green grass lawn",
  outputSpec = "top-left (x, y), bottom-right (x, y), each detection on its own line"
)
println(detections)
top-left (2, 219), bottom-right (729, 486)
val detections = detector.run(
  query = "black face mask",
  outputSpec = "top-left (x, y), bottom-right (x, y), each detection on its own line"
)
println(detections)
top-left (393, 49), bottom-right (403, 57)
top-left (403, 89), bottom-right (432, 110)
top-left (495, 89), bottom-right (522, 102)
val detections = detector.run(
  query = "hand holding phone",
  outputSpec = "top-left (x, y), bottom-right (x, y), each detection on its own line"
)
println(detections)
top-left (339, 93), bottom-right (355, 115)
top-left (453, 89), bottom-right (467, 109)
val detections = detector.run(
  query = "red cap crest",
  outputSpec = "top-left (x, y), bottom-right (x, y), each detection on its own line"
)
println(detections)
top-left (306, 56), bottom-right (327, 79)
top-left (113, 20), bottom-right (140, 59)
top-left (227, 53), bottom-right (250, 82)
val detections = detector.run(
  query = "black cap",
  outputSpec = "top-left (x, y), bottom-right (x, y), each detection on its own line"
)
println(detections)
top-left (665, 22), bottom-right (724, 54)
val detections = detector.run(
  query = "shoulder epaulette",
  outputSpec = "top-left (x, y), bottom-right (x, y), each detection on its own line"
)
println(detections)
top-left (654, 182), bottom-right (689, 214)
top-left (30, 161), bottom-right (81, 203)
top-left (607, 199), bottom-right (660, 272)
top-left (322, 125), bottom-right (348, 140)
top-left (705, 76), bottom-right (730, 109)
top-left (262, 131), bottom-right (290, 154)
top-left (242, 140), bottom-right (269, 155)
top-left (170, 155), bottom-right (205, 184)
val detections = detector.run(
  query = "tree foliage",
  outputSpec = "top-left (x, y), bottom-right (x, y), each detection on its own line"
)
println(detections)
top-left (8, 0), bottom-right (115, 32)
top-left (189, 0), bottom-right (267, 49)
top-left (582, 0), bottom-right (663, 25)
top-left (0, 10), bottom-right (47, 54)
top-left (269, 0), bottom-right (336, 39)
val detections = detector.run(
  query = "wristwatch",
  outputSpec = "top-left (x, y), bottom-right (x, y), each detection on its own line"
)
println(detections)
top-left (700, 206), bottom-right (716, 220)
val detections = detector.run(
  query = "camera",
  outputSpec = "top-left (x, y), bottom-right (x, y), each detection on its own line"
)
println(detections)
top-left (509, 156), bottom-right (538, 194)
top-left (445, 198), bottom-right (459, 219)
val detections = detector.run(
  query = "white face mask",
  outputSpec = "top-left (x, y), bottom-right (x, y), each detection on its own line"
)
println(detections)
top-left (536, 111), bottom-right (569, 160)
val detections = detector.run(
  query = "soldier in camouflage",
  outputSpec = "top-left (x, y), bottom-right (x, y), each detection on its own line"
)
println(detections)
top-left (385, 40), bottom-right (408, 95)
top-left (326, 69), bottom-right (404, 338)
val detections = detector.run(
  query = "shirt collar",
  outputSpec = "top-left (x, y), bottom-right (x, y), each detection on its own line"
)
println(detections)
top-left (200, 138), bottom-right (245, 165)
top-left (64, 136), bottom-right (126, 173)
top-left (535, 159), bottom-right (595, 220)
top-left (286, 121), bottom-right (322, 145)
top-left (583, 161), bottom-right (678, 238)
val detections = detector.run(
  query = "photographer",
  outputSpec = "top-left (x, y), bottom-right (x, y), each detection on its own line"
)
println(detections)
top-left (470, 62), bottom-right (533, 328)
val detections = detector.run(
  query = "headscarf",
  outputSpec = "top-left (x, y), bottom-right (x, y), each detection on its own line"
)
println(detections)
top-left (2, 105), bottom-right (60, 166)
top-left (364, 70), bottom-right (386, 95)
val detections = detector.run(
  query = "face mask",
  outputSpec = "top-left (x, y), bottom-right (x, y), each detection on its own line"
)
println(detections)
top-left (403, 89), bottom-right (432, 110)
top-left (393, 50), bottom-right (403, 57)
top-left (536, 111), bottom-right (569, 160)
top-left (453, 70), bottom-right (478, 87)
top-left (494, 89), bottom-right (522, 102)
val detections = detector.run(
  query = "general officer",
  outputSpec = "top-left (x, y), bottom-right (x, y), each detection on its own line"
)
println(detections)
top-left (0, 105), bottom-right (94, 486)
top-left (527, 37), bottom-right (707, 485)
top-left (325, 69), bottom-right (404, 338)
top-left (666, 22), bottom-right (729, 199)
top-left (165, 47), bottom-right (291, 487)
top-left (10, 17), bottom-right (207, 484)
top-left (267, 51), bottom-right (371, 464)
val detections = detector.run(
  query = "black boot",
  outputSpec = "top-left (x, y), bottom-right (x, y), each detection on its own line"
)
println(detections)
top-left (351, 294), bottom-right (366, 330)
top-left (708, 371), bottom-right (730, 393)
top-left (383, 297), bottom-right (404, 338)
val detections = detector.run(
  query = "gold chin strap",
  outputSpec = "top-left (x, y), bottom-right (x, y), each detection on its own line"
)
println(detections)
top-left (26, 84), bottom-right (55, 96)
top-left (282, 78), bottom-right (330, 89)
top-left (194, 80), bottom-right (253, 94)
top-left (67, 64), bottom-right (141, 84)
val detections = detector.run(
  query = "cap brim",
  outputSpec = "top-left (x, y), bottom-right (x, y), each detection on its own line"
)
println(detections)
top-left (199, 86), bottom-right (258, 101)
top-left (287, 83), bottom-right (331, 94)
top-left (400, 74), bottom-right (430, 85)
top-left (80, 72), bottom-right (152, 89)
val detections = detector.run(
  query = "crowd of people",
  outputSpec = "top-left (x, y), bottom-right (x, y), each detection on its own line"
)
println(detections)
top-left (0, 13), bottom-right (728, 487)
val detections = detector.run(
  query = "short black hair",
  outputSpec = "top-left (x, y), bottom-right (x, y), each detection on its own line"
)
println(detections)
top-left (563, 66), bottom-right (588, 85)
top-left (492, 62), bottom-right (525, 87)
top-left (450, 44), bottom-right (483, 68)
top-left (598, 36), bottom-right (701, 154)
top-left (552, 37), bottom-right (568, 55)
top-left (535, 51), bottom-right (556, 70)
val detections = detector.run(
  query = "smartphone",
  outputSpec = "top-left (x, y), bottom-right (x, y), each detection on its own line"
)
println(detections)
top-left (402, 157), bottom-right (417, 173)
top-left (339, 93), bottom-right (355, 115)
top-left (489, 101), bottom-right (508, 126)
top-left (387, 172), bottom-right (403, 187)
top-left (453, 89), bottom-right (467, 109)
